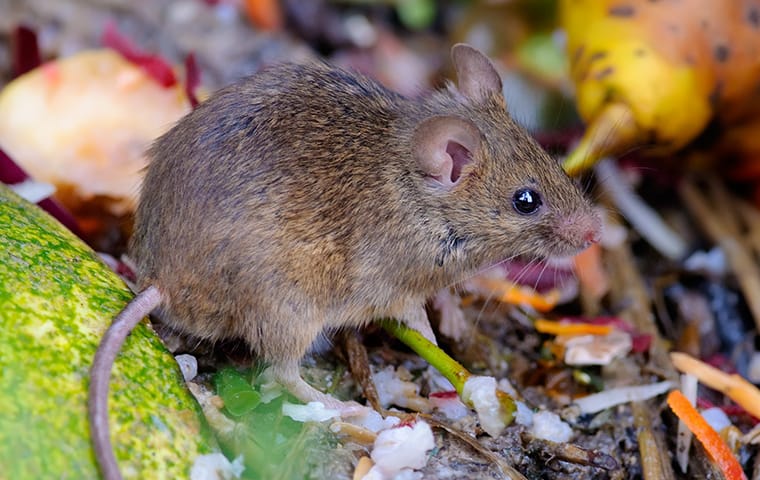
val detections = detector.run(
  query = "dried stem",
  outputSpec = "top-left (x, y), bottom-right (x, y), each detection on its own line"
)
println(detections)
top-left (632, 401), bottom-right (675, 480)
top-left (734, 199), bottom-right (760, 259)
top-left (342, 331), bottom-right (383, 412)
top-left (520, 432), bottom-right (619, 470)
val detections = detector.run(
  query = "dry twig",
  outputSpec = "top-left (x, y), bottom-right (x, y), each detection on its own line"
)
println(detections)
top-left (520, 432), bottom-right (619, 471)
top-left (632, 401), bottom-right (675, 480)
top-left (343, 331), bottom-right (383, 412)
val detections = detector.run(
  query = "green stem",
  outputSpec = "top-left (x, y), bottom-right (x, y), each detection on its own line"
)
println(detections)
top-left (382, 319), bottom-right (517, 429)
top-left (381, 319), bottom-right (470, 393)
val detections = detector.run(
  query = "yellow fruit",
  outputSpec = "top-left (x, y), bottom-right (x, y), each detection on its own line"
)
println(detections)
top-left (560, 0), bottom-right (760, 174)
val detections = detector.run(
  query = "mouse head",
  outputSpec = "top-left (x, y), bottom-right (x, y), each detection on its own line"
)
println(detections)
top-left (412, 44), bottom-right (601, 265)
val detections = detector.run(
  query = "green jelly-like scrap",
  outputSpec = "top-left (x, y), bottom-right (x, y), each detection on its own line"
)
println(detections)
top-left (0, 185), bottom-right (214, 479)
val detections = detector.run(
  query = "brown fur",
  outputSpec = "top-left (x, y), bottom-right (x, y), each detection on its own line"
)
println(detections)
top-left (130, 44), bottom-right (600, 394)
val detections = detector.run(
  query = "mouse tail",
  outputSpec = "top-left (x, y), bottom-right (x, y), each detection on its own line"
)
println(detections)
top-left (88, 285), bottom-right (162, 480)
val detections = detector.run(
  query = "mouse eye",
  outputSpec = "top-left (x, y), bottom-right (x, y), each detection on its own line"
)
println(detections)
top-left (512, 188), bottom-right (542, 215)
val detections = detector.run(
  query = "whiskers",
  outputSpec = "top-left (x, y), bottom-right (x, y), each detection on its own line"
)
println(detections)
top-left (446, 248), bottom-right (554, 345)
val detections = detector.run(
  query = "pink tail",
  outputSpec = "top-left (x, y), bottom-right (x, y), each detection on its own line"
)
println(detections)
top-left (88, 286), bottom-right (162, 480)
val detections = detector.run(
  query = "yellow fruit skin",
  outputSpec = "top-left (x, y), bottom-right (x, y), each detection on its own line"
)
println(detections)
top-left (560, 0), bottom-right (716, 173)
top-left (574, 41), bottom-right (711, 149)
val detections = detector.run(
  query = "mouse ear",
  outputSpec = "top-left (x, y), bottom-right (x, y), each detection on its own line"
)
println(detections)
top-left (451, 44), bottom-right (503, 103)
top-left (413, 115), bottom-right (482, 189)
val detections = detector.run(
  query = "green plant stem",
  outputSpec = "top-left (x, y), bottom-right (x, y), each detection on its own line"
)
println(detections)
top-left (381, 319), bottom-right (470, 393)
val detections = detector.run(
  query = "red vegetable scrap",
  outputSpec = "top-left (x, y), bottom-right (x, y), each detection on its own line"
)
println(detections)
top-left (184, 53), bottom-right (201, 109)
top-left (0, 147), bottom-right (29, 185)
top-left (704, 353), bottom-right (738, 374)
top-left (429, 391), bottom-right (458, 400)
top-left (630, 334), bottom-right (652, 354)
top-left (101, 21), bottom-right (177, 87)
top-left (501, 259), bottom-right (575, 293)
top-left (0, 149), bottom-right (82, 237)
top-left (12, 24), bottom-right (41, 78)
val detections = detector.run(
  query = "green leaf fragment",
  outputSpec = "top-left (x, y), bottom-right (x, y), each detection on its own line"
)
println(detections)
top-left (215, 368), bottom-right (262, 416)
top-left (395, 0), bottom-right (436, 30)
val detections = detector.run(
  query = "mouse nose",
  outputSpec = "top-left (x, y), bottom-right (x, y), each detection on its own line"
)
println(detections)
top-left (558, 210), bottom-right (602, 251)
top-left (585, 228), bottom-right (601, 245)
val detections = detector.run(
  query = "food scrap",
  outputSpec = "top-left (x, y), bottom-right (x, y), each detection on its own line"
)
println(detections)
top-left (0, 48), bottom-right (192, 236)
top-left (362, 419), bottom-right (435, 480)
top-left (534, 318), bottom-right (613, 336)
top-left (573, 381), bottom-right (673, 414)
top-left (671, 352), bottom-right (760, 421)
top-left (667, 390), bottom-right (747, 480)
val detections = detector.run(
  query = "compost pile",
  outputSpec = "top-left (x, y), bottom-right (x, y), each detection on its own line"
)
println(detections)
top-left (1, 1), bottom-right (759, 479)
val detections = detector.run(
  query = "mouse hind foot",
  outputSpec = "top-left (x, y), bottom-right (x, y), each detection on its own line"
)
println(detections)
top-left (268, 362), bottom-right (368, 417)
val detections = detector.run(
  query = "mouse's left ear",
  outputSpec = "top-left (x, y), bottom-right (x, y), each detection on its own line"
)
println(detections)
top-left (451, 44), bottom-right (503, 103)
top-left (413, 115), bottom-right (482, 190)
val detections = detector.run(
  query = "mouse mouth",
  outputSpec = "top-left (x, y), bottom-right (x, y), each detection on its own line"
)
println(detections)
top-left (492, 257), bottom-right (576, 294)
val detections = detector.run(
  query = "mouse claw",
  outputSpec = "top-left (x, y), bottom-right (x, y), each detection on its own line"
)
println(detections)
top-left (337, 400), bottom-right (373, 418)
top-left (295, 389), bottom-right (372, 419)
top-left (318, 396), bottom-right (371, 418)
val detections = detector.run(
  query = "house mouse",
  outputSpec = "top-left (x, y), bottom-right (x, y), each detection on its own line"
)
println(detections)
top-left (89, 43), bottom-right (601, 479)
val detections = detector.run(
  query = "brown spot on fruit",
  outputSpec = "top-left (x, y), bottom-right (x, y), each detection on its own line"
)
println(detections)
top-left (609, 5), bottom-right (636, 16)
top-left (589, 51), bottom-right (608, 62)
top-left (594, 66), bottom-right (615, 80)
top-left (748, 7), bottom-right (760, 28)
top-left (573, 45), bottom-right (586, 64)
top-left (714, 44), bottom-right (730, 62)
top-left (709, 81), bottom-right (724, 108)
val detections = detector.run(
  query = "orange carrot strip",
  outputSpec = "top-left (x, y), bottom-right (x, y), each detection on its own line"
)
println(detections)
top-left (470, 276), bottom-right (559, 312)
top-left (534, 319), bottom-right (613, 336)
top-left (243, 0), bottom-right (283, 31)
top-left (573, 242), bottom-right (609, 299)
top-left (671, 352), bottom-right (760, 420)
top-left (667, 390), bottom-right (747, 480)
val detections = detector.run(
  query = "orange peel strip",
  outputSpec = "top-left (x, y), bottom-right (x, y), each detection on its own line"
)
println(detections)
top-left (471, 276), bottom-right (560, 312)
top-left (667, 389), bottom-right (747, 480)
top-left (671, 352), bottom-right (760, 420)
top-left (534, 319), bottom-right (613, 336)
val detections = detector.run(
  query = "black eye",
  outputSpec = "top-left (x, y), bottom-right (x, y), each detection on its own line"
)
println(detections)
top-left (512, 188), bottom-right (542, 215)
